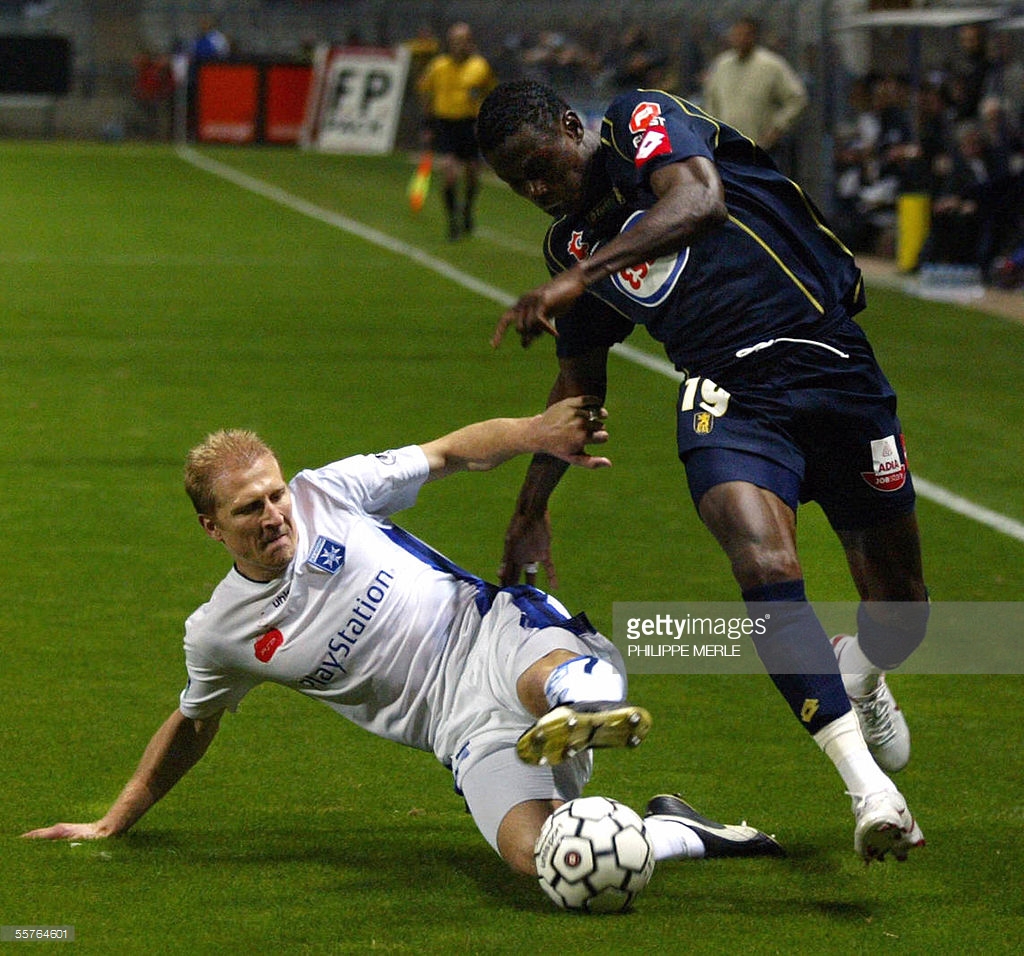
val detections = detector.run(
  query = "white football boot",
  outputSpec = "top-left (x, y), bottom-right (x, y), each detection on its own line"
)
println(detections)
top-left (852, 789), bottom-right (925, 863)
top-left (832, 634), bottom-right (911, 773)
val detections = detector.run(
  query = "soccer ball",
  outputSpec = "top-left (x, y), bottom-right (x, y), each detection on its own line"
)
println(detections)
top-left (534, 796), bottom-right (655, 913)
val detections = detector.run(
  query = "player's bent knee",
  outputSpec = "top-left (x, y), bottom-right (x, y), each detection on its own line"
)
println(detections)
top-left (500, 841), bottom-right (539, 877)
top-left (733, 549), bottom-right (803, 590)
top-left (496, 798), bottom-right (561, 877)
top-left (497, 829), bottom-right (539, 876)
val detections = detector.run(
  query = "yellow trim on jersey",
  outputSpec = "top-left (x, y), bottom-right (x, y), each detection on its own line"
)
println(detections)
top-left (600, 90), bottom-right (864, 314)
top-left (728, 214), bottom-right (825, 314)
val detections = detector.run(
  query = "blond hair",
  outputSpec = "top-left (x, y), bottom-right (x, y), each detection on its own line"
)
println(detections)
top-left (184, 429), bottom-right (276, 515)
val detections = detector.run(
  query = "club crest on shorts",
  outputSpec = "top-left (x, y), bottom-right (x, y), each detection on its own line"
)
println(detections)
top-left (307, 535), bottom-right (346, 573)
top-left (861, 435), bottom-right (907, 491)
top-left (693, 411), bottom-right (714, 435)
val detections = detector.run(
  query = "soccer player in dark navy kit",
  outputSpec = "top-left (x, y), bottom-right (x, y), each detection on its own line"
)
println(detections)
top-left (477, 80), bottom-right (929, 863)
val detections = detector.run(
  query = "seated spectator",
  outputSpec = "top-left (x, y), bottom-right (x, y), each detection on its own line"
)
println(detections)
top-left (904, 81), bottom-right (956, 190)
top-left (832, 74), bottom-right (915, 255)
top-left (978, 95), bottom-right (1024, 277)
top-left (833, 75), bottom-right (885, 252)
top-left (916, 121), bottom-right (1003, 270)
top-left (979, 95), bottom-right (1024, 175)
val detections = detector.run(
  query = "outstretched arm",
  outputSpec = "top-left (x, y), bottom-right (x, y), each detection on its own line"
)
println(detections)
top-left (419, 394), bottom-right (610, 482)
top-left (499, 350), bottom-right (610, 587)
top-left (22, 707), bottom-right (223, 840)
top-left (492, 155), bottom-right (727, 349)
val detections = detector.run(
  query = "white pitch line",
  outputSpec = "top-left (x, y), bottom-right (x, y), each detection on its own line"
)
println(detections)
top-left (177, 146), bottom-right (516, 308)
top-left (176, 147), bottom-right (1024, 544)
top-left (912, 477), bottom-right (1024, 541)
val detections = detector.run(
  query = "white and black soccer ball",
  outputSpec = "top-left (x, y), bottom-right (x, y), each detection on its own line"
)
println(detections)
top-left (534, 796), bottom-right (655, 913)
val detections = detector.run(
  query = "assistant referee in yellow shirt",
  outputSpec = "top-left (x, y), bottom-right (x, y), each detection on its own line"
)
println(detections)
top-left (417, 22), bottom-right (497, 240)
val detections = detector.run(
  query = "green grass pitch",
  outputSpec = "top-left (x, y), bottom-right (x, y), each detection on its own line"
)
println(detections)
top-left (1, 141), bottom-right (1021, 954)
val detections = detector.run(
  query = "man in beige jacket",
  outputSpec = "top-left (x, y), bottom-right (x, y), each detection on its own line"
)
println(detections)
top-left (703, 16), bottom-right (807, 171)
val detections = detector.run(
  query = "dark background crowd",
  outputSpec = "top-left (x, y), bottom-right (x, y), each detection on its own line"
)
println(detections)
top-left (830, 22), bottom-right (1024, 285)
top-left (3, 0), bottom-right (1023, 286)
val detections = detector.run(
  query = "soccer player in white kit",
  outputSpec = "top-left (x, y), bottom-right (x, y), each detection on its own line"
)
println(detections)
top-left (23, 396), bottom-right (781, 883)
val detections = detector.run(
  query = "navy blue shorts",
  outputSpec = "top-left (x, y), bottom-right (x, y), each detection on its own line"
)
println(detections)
top-left (677, 318), bottom-right (917, 531)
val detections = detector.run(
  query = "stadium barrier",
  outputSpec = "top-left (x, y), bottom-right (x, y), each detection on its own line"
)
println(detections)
top-left (194, 61), bottom-right (313, 145)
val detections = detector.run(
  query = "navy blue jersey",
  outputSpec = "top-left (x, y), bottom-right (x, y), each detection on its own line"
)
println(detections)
top-left (550, 90), bottom-right (866, 376)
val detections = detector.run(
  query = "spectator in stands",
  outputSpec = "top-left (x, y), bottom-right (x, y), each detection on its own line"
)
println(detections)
top-left (859, 73), bottom-right (916, 176)
top-left (192, 15), bottom-right (231, 62)
top-left (978, 95), bottom-right (1024, 276)
top-left (702, 15), bottom-right (807, 174)
top-left (979, 94), bottom-right (1024, 172)
top-left (916, 120), bottom-right (1006, 272)
top-left (520, 31), bottom-right (598, 94)
top-left (988, 31), bottom-right (1024, 133)
top-left (914, 81), bottom-right (956, 179)
top-left (404, 24), bottom-right (440, 64)
top-left (130, 48), bottom-right (175, 141)
top-left (416, 22), bottom-right (498, 241)
top-left (603, 25), bottom-right (671, 93)
top-left (943, 22), bottom-right (995, 122)
top-left (832, 74), bottom-right (915, 255)
top-left (833, 75), bottom-right (885, 252)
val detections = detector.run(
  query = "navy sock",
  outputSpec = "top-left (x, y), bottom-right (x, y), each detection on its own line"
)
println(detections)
top-left (857, 597), bottom-right (931, 670)
top-left (743, 580), bottom-right (851, 735)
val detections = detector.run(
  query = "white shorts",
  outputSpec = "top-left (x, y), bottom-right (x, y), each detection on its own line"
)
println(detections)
top-left (458, 746), bottom-right (592, 854)
top-left (435, 590), bottom-right (626, 852)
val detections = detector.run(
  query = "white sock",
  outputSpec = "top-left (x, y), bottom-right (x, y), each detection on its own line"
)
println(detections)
top-left (644, 816), bottom-right (706, 860)
top-left (814, 710), bottom-right (894, 798)
top-left (837, 633), bottom-right (880, 697)
top-left (543, 655), bottom-right (625, 708)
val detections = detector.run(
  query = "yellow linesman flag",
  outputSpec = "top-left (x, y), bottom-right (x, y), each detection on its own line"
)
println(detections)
top-left (408, 151), bottom-right (433, 214)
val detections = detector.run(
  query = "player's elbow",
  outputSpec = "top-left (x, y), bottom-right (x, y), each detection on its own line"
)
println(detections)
top-left (696, 174), bottom-right (729, 228)
top-left (697, 199), bottom-right (728, 236)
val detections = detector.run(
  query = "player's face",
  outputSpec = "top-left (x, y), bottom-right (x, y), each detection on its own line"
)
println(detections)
top-left (485, 114), bottom-right (589, 218)
top-left (201, 455), bottom-right (296, 582)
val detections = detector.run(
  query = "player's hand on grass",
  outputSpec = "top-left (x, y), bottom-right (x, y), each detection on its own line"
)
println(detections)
top-left (22, 821), bottom-right (111, 840)
top-left (491, 271), bottom-right (587, 349)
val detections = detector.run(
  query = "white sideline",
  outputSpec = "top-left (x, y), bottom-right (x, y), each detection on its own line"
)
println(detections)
top-left (176, 146), bottom-right (1024, 545)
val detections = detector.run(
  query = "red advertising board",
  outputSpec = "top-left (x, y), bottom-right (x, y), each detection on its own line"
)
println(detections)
top-left (264, 64), bottom-right (312, 144)
top-left (194, 62), bottom-right (313, 144)
top-left (196, 63), bottom-right (259, 143)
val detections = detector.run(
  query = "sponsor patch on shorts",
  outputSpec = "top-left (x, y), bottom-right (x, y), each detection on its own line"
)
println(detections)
top-left (861, 435), bottom-right (907, 492)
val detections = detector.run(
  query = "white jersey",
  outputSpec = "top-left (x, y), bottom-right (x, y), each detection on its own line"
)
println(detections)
top-left (179, 445), bottom-right (579, 765)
